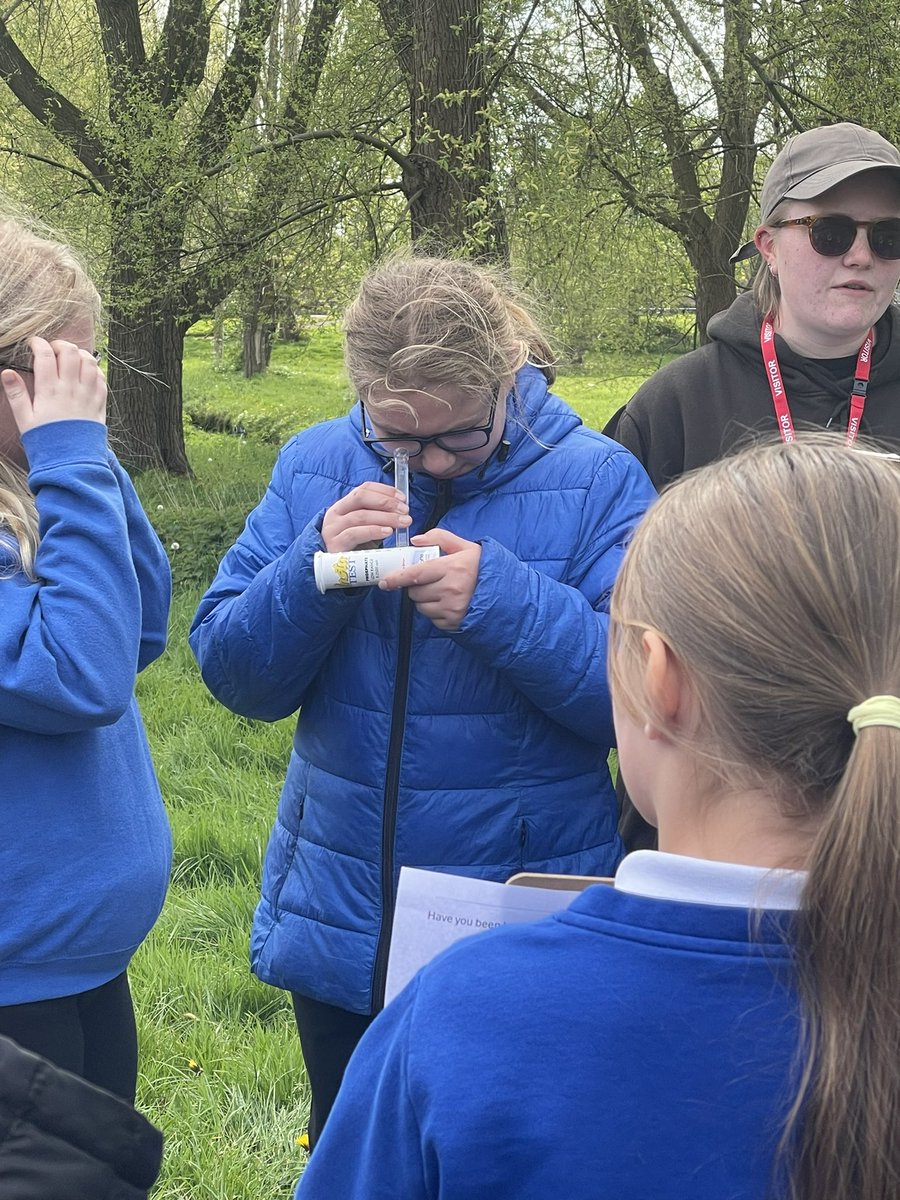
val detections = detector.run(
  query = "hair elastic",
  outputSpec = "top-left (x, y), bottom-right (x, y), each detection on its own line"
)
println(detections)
top-left (847, 695), bottom-right (900, 735)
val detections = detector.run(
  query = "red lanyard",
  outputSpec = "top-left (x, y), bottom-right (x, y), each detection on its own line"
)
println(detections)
top-left (759, 315), bottom-right (873, 446)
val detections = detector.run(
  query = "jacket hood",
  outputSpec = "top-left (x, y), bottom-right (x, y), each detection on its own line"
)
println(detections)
top-left (706, 290), bottom-right (900, 404)
top-left (706, 290), bottom-right (763, 358)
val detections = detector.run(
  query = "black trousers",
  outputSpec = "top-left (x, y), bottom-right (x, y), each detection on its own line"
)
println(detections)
top-left (291, 991), bottom-right (375, 1150)
top-left (0, 972), bottom-right (138, 1103)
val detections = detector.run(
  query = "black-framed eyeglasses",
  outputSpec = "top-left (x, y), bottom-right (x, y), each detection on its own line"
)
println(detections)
top-left (0, 348), bottom-right (103, 374)
top-left (772, 214), bottom-right (900, 260)
top-left (360, 384), bottom-right (500, 458)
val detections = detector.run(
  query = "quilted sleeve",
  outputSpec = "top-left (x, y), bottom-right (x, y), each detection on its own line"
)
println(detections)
top-left (451, 445), bottom-right (656, 745)
top-left (189, 440), bottom-right (368, 721)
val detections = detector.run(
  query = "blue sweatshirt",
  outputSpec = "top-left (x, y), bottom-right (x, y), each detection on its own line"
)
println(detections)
top-left (0, 421), bottom-right (172, 1003)
top-left (295, 878), bottom-right (800, 1199)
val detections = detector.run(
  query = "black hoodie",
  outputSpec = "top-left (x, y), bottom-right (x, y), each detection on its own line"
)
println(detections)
top-left (605, 291), bottom-right (900, 488)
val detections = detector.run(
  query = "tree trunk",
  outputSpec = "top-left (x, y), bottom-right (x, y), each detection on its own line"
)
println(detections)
top-left (410, 0), bottom-right (507, 259)
top-left (240, 270), bottom-right (277, 378)
top-left (106, 304), bottom-right (190, 474)
top-left (241, 316), bottom-right (274, 378)
top-left (381, 0), bottom-right (508, 261)
top-left (686, 228), bottom-right (740, 343)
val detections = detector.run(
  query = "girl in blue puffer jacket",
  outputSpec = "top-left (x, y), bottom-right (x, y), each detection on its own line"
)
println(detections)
top-left (190, 256), bottom-right (655, 1144)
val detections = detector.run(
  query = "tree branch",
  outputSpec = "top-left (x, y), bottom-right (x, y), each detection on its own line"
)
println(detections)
top-left (0, 18), bottom-right (110, 186)
top-left (194, 0), bottom-right (279, 172)
top-left (745, 49), bottom-right (840, 129)
top-left (598, 152), bottom-right (691, 236)
top-left (201, 126), bottom-right (415, 180)
top-left (148, 0), bottom-right (210, 109)
top-left (517, 76), bottom-right (584, 127)
top-left (181, 181), bottom-right (404, 320)
top-left (744, 49), bottom-right (806, 132)
top-left (601, 0), bottom-right (705, 234)
top-left (658, 0), bottom-right (721, 100)
top-left (0, 144), bottom-right (104, 194)
top-left (280, 0), bottom-right (342, 133)
top-left (94, 0), bottom-right (146, 77)
top-left (375, 0), bottom-right (413, 85)
top-left (484, 0), bottom-right (541, 98)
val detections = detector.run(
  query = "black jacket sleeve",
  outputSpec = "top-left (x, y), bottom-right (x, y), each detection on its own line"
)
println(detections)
top-left (0, 1037), bottom-right (163, 1199)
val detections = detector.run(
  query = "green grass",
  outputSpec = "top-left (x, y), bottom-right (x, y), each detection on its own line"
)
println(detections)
top-left (181, 325), bottom-right (671, 440)
top-left (131, 330), bottom-right (671, 1196)
top-left (133, 591), bottom-right (304, 1199)
top-left (183, 328), bottom-right (350, 445)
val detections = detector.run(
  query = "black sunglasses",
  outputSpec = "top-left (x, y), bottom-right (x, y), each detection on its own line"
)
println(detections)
top-left (772, 214), bottom-right (900, 260)
top-left (360, 385), bottom-right (500, 458)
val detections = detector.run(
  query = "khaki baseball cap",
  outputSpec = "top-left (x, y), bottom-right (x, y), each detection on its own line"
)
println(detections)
top-left (731, 123), bottom-right (900, 262)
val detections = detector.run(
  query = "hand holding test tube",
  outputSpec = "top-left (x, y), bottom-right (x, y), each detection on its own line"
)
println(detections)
top-left (394, 449), bottom-right (410, 548)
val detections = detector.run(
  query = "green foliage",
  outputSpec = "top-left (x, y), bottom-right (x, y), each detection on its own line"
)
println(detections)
top-left (180, 325), bottom-right (670, 456)
top-left (557, 351), bottom-right (678, 428)
top-left (149, 505), bottom-right (253, 589)
top-left (500, 111), bottom-right (695, 361)
top-left (798, 1), bottom-right (900, 142)
top-left (138, 426), bottom-right (277, 589)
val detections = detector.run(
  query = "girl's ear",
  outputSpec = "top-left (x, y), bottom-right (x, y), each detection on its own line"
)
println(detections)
top-left (641, 630), bottom-right (691, 735)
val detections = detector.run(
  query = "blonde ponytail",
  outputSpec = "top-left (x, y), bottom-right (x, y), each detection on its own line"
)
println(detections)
top-left (787, 724), bottom-right (900, 1199)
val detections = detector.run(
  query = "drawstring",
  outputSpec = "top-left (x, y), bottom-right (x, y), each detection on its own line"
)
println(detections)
top-left (478, 439), bottom-right (510, 479)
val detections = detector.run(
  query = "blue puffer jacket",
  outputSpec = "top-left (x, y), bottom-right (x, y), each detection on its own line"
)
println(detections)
top-left (190, 367), bottom-right (656, 1014)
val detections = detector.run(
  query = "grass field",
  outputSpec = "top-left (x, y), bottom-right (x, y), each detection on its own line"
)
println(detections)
top-left (131, 329), bottom-right (665, 1197)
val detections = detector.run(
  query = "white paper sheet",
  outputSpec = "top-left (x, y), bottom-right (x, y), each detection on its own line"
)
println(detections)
top-left (385, 866), bottom-right (583, 1005)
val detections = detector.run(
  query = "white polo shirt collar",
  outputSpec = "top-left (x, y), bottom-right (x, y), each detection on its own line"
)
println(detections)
top-left (614, 850), bottom-right (805, 911)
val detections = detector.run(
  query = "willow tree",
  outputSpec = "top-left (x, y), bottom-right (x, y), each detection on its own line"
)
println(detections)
top-left (0, 0), bottom-right (343, 471)
top-left (520, 0), bottom-right (799, 339)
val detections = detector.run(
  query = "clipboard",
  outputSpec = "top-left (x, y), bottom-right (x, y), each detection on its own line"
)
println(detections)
top-left (385, 867), bottom-right (612, 1005)
top-left (506, 872), bottom-right (614, 891)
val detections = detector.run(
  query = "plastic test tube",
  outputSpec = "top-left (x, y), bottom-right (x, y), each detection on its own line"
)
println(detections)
top-left (393, 448), bottom-right (410, 547)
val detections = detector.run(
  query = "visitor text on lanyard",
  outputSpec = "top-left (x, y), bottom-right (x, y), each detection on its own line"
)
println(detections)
top-left (760, 315), bottom-right (872, 446)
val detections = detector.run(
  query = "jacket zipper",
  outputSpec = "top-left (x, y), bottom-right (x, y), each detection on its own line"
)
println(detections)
top-left (371, 479), bottom-right (453, 1010)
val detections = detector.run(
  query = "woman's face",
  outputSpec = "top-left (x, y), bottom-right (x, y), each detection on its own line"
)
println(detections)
top-left (755, 171), bottom-right (900, 356)
top-left (365, 382), bottom-right (508, 480)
